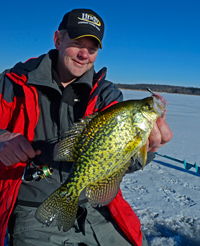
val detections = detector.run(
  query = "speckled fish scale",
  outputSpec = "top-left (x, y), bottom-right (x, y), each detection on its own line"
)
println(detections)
top-left (35, 95), bottom-right (167, 232)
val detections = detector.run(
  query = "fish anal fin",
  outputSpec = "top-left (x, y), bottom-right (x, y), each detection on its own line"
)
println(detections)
top-left (86, 166), bottom-right (127, 207)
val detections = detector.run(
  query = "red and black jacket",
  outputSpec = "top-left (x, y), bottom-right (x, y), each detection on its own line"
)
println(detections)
top-left (0, 50), bottom-right (142, 246)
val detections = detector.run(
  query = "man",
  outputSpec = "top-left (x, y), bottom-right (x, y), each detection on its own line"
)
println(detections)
top-left (0, 8), bottom-right (173, 246)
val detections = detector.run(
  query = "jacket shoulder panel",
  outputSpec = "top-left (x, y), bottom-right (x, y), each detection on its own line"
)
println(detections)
top-left (0, 54), bottom-right (45, 104)
top-left (11, 54), bottom-right (45, 77)
top-left (84, 68), bottom-right (123, 116)
top-left (96, 80), bottom-right (123, 111)
top-left (0, 69), bottom-right (14, 104)
top-left (0, 72), bottom-right (25, 104)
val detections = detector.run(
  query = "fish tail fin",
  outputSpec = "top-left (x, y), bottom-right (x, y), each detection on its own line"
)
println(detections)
top-left (35, 186), bottom-right (79, 231)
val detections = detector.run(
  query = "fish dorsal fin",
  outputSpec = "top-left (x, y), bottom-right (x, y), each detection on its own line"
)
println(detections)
top-left (86, 162), bottom-right (130, 207)
top-left (53, 114), bottom-right (98, 162)
top-left (136, 144), bottom-right (147, 169)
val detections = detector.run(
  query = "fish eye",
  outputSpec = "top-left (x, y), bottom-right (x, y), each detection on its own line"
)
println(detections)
top-left (145, 103), bottom-right (153, 110)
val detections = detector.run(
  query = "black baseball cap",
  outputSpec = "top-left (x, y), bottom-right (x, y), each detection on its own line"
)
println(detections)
top-left (58, 9), bottom-right (104, 49)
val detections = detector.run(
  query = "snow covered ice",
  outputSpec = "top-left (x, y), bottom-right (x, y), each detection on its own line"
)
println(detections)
top-left (121, 90), bottom-right (200, 246)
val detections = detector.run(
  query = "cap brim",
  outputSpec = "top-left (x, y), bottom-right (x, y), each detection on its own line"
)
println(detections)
top-left (73, 35), bottom-right (102, 49)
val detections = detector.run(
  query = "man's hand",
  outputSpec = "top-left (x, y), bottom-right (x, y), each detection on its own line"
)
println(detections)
top-left (0, 132), bottom-right (41, 166)
top-left (147, 110), bottom-right (173, 153)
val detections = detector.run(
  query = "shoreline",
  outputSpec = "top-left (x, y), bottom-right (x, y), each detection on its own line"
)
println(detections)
top-left (117, 88), bottom-right (200, 96)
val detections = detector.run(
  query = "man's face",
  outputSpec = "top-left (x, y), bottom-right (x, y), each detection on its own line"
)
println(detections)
top-left (54, 31), bottom-right (99, 82)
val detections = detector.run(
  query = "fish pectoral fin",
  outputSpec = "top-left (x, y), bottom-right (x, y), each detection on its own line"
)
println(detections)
top-left (35, 186), bottom-right (79, 232)
top-left (136, 144), bottom-right (147, 169)
top-left (124, 133), bottom-right (142, 155)
top-left (86, 166), bottom-right (127, 207)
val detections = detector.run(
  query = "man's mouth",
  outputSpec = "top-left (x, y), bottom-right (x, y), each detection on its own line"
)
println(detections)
top-left (73, 60), bottom-right (86, 66)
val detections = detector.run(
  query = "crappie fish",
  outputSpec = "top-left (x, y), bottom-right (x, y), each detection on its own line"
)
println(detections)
top-left (35, 93), bottom-right (167, 231)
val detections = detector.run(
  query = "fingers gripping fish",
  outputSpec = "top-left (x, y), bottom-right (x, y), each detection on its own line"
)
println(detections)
top-left (35, 94), bottom-right (167, 231)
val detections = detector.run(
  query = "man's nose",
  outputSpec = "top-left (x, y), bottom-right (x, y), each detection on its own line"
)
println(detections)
top-left (78, 47), bottom-right (89, 59)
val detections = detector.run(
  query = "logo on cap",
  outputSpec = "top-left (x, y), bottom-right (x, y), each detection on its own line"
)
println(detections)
top-left (78, 13), bottom-right (101, 27)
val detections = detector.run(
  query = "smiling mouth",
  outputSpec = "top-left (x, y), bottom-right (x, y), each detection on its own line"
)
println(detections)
top-left (73, 60), bottom-right (86, 66)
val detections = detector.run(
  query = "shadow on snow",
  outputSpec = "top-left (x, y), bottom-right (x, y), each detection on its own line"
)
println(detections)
top-left (153, 160), bottom-right (200, 177)
top-left (146, 223), bottom-right (200, 246)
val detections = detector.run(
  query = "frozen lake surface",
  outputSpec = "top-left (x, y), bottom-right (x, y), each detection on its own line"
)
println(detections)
top-left (121, 90), bottom-right (200, 246)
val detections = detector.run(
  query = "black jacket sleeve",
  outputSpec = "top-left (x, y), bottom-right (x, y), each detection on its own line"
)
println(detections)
top-left (126, 152), bottom-right (155, 173)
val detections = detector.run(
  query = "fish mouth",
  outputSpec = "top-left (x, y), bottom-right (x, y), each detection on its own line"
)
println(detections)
top-left (152, 95), bottom-right (167, 117)
top-left (147, 89), bottom-right (168, 117)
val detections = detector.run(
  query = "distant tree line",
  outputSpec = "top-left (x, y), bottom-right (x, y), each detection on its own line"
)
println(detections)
top-left (114, 83), bottom-right (200, 96)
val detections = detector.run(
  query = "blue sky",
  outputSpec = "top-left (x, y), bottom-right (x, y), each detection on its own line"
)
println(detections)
top-left (0, 0), bottom-right (199, 88)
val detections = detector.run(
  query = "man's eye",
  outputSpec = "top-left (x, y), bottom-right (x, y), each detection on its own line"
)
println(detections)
top-left (72, 41), bottom-right (81, 47)
top-left (88, 47), bottom-right (98, 54)
top-left (71, 41), bottom-right (98, 54)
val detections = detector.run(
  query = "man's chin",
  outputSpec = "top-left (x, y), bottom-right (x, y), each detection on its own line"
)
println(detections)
top-left (71, 67), bottom-right (90, 78)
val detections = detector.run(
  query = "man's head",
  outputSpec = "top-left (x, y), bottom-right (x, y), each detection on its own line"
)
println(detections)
top-left (58, 9), bottom-right (104, 49)
top-left (54, 9), bottom-right (104, 85)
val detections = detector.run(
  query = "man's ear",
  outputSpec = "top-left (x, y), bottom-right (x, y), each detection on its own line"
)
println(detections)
top-left (54, 31), bottom-right (61, 50)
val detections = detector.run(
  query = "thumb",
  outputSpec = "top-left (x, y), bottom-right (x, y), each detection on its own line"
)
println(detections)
top-left (35, 149), bottom-right (41, 156)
